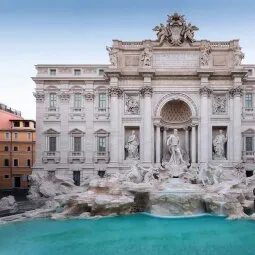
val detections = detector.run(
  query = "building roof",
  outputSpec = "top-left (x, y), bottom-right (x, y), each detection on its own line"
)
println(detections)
top-left (0, 109), bottom-right (23, 130)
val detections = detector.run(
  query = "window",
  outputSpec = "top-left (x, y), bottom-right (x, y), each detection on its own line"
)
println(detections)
top-left (245, 93), bottom-right (253, 109)
top-left (5, 132), bottom-right (10, 140)
top-left (49, 137), bottom-right (57, 152)
top-left (4, 175), bottom-right (9, 179)
top-left (27, 146), bottom-right (31, 152)
top-left (49, 93), bottom-right (57, 109)
top-left (13, 121), bottom-right (20, 127)
top-left (27, 132), bottom-right (32, 139)
top-left (74, 137), bottom-right (81, 152)
top-left (24, 121), bottom-right (30, 127)
top-left (246, 137), bottom-right (253, 151)
top-left (4, 159), bottom-right (9, 167)
top-left (4, 146), bottom-right (9, 152)
top-left (74, 93), bottom-right (82, 109)
top-left (248, 69), bottom-right (253, 76)
top-left (13, 159), bottom-right (19, 167)
top-left (98, 137), bottom-right (106, 152)
top-left (13, 146), bottom-right (18, 152)
top-left (50, 69), bottom-right (56, 76)
top-left (98, 93), bottom-right (106, 110)
top-left (14, 132), bottom-right (18, 139)
top-left (27, 159), bottom-right (31, 167)
top-left (98, 69), bottom-right (104, 76)
top-left (74, 69), bottom-right (81, 76)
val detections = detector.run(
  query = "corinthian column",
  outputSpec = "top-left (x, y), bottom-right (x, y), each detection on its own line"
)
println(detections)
top-left (140, 86), bottom-right (153, 164)
top-left (109, 84), bottom-right (123, 165)
top-left (229, 85), bottom-right (243, 162)
top-left (199, 85), bottom-right (212, 164)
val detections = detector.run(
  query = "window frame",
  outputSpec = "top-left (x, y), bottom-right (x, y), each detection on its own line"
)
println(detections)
top-left (245, 93), bottom-right (253, 109)
top-left (49, 93), bottom-right (57, 109)
top-left (14, 132), bottom-right (18, 140)
top-left (49, 69), bottom-right (56, 76)
top-left (98, 93), bottom-right (106, 110)
top-left (74, 69), bottom-right (81, 76)
top-left (73, 93), bottom-right (82, 109)
top-left (5, 132), bottom-right (10, 140)
top-left (13, 159), bottom-right (19, 167)
top-left (4, 159), bottom-right (9, 167)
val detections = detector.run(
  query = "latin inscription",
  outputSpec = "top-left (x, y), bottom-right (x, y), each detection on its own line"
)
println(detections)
top-left (153, 52), bottom-right (200, 68)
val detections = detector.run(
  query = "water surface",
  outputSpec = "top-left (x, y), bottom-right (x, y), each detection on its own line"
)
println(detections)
top-left (0, 214), bottom-right (254, 255)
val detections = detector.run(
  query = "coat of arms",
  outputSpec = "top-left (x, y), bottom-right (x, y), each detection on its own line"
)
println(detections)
top-left (153, 13), bottom-right (199, 46)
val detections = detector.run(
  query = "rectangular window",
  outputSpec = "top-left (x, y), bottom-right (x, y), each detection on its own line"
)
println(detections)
top-left (4, 175), bottom-right (9, 179)
top-left (24, 121), bottom-right (30, 127)
top-left (74, 137), bottom-right (81, 152)
top-left (13, 121), bottom-right (20, 127)
top-left (27, 146), bottom-right (31, 152)
top-left (14, 132), bottom-right (18, 140)
top-left (13, 159), bottom-right (18, 167)
top-left (4, 146), bottom-right (9, 152)
top-left (13, 146), bottom-right (18, 152)
top-left (245, 93), bottom-right (253, 109)
top-left (98, 69), bottom-right (104, 76)
top-left (98, 93), bottom-right (106, 110)
top-left (50, 69), bottom-right (56, 76)
top-left (27, 159), bottom-right (31, 167)
top-left (98, 137), bottom-right (106, 152)
top-left (49, 137), bottom-right (57, 152)
top-left (74, 69), bottom-right (81, 76)
top-left (49, 93), bottom-right (57, 110)
top-left (4, 159), bottom-right (9, 167)
top-left (5, 132), bottom-right (10, 140)
top-left (246, 137), bottom-right (253, 151)
top-left (74, 93), bottom-right (82, 109)
top-left (27, 132), bottom-right (32, 139)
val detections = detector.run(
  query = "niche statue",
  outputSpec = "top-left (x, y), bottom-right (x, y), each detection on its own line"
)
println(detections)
top-left (213, 130), bottom-right (227, 160)
top-left (125, 130), bottom-right (139, 159)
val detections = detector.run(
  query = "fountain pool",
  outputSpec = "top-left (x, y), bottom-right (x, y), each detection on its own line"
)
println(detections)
top-left (0, 214), bottom-right (254, 255)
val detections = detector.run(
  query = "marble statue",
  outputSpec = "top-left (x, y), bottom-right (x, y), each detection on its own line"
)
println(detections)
top-left (106, 46), bottom-right (118, 67)
top-left (140, 48), bottom-right (152, 67)
top-left (125, 95), bottom-right (139, 114)
top-left (200, 45), bottom-right (211, 66)
top-left (125, 130), bottom-right (139, 159)
top-left (166, 129), bottom-right (185, 165)
top-left (199, 163), bottom-right (223, 186)
top-left (126, 162), bottom-right (143, 183)
top-left (233, 47), bottom-right (244, 67)
top-left (153, 13), bottom-right (199, 46)
top-left (213, 130), bottom-right (227, 160)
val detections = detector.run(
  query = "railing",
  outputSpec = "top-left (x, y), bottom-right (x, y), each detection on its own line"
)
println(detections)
top-left (242, 107), bottom-right (255, 113)
top-left (242, 151), bottom-right (255, 162)
top-left (93, 151), bottom-right (110, 163)
top-left (70, 107), bottom-right (85, 112)
top-left (68, 151), bottom-right (85, 163)
top-left (43, 151), bottom-right (60, 163)
top-left (45, 107), bottom-right (59, 112)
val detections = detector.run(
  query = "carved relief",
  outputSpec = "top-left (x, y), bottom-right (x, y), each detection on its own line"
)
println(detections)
top-left (108, 87), bottom-right (123, 97)
top-left (59, 92), bottom-right (70, 102)
top-left (212, 94), bottom-right (227, 114)
top-left (82, 68), bottom-right (97, 74)
top-left (58, 67), bottom-right (72, 74)
top-left (139, 86), bottom-right (153, 97)
top-left (199, 86), bottom-right (213, 96)
top-left (33, 91), bottom-right (45, 103)
top-left (229, 86), bottom-right (243, 97)
top-left (125, 56), bottom-right (139, 66)
top-left (106, 46), bottom-right (119, 67)
top-left (125, 94), bottom-right (140, 115)
top-left (153, 13), bottom-right (199, 46)
top-left (85, 92), bottom-right (95, 101)
top-left (140, 48), bottom-right (153, 67)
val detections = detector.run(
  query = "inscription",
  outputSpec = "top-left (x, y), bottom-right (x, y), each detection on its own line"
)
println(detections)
top-left (125, 56), bottom-right (139, 66)
top-left (153, 52), bottom-right (200, 68)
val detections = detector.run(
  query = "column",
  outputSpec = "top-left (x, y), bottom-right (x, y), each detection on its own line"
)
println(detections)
top-left (140, 86), bottom-right (153, 164)
top-left (156, 125), bottom-right (161, 164)
top-left (109, 78), bottom-right (122, 165)
top-left (199, 81), bottom-right (212, 164)
top-left (163, 128), bottom-right (167, 160)
top-left (191, 124), bottom-right (197, 164)
top-left (84, 87), bottom-right (94, 166)
top-left (184, 128), bottom-right (189, 154)
top-left (230, 85), bottom-right (243, 162)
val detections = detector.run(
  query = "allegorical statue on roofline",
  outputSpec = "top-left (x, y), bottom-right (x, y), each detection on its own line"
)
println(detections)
top-left (153, 13), bottom-right (199, 46)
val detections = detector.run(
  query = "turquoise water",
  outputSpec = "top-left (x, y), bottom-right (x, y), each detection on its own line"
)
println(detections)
top-left (0, 214), bottom-right (255, 255)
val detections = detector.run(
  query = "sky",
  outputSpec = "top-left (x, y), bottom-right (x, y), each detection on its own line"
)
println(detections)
top-left (0, 0), bottom-right (255, 120)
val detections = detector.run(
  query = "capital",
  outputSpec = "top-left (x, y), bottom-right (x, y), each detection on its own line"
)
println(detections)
top-left (228, 86), bottom-right (243, 97)
top-left (199, 86), bottom-right (213, 97)
top-left (140, 86), bottom-right (153, 97)
top-left (108, 86), bottom-right (123, 97)
top-left (33, 91), bottom-right (45, 103)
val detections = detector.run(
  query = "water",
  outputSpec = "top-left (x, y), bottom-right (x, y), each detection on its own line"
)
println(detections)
top-left (0, 214), bottom-right (255, 255)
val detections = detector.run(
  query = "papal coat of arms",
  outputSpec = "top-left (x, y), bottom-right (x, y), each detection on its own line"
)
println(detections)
top-left (153, 13), bottom-right (199, 46)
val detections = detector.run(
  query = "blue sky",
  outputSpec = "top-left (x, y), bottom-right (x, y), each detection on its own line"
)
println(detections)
top-left (0, 0), bottom-right (255, 119)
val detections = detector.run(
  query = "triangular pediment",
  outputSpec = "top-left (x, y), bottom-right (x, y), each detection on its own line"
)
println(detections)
top-left (94, 128), bottom-right (110, 134)
top-left (44, 128), bottom-right (60, 134)
top-left (69, 128), bottom-right (85, 134)
top-left (243, 128), bottom-right (255, 135)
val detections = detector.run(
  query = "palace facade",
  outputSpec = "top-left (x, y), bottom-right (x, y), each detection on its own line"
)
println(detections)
top-left (33, 13), bottom-right (255, 185)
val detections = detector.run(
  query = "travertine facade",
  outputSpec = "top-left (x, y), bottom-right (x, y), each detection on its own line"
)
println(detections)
top-left (32, 13), bottom-right (255, 184)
